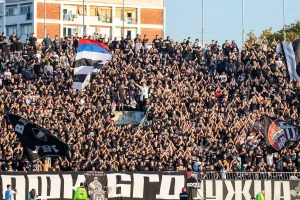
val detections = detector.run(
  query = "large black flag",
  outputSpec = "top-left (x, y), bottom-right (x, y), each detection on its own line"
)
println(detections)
top-left (264, 116), bottom-right (300, 153)
top-left (6, 113), bottom-right (71, 162)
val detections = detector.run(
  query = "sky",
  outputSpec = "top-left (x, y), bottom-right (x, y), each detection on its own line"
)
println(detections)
top-left (165, 0), bottom-right (300, 48)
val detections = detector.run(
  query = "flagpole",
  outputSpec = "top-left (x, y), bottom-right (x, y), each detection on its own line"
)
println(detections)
top-left (242, 0), bottom-right (245, 45)
top-left (83, 0), bottom-right (85, 36)
top-left (3, 0), bottom-right (6, 35)
top-left (122, 0), bottom-right (125, 38)
top-left (162, 0), bottom-right (165, 39)
top-left (283, 0), bottom-right (286, 41)
top-left (44, 0), bottom-right (46, 38)
top-left (202, 0), bottom-right (204, 47)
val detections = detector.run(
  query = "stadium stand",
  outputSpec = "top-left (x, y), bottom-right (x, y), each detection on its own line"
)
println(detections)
top-left (0, 32), bottom-right (300, 173)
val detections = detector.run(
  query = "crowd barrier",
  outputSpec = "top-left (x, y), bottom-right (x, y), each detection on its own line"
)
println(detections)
top-left (1, 171), bottom-right (300, 200)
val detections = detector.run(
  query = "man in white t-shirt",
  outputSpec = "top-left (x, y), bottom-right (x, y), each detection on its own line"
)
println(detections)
top-left (4, 68), bottom-right (12, 80)
top-left (133, 80), bottom-right (149, 101)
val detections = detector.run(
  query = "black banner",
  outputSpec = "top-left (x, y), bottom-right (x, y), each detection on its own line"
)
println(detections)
top-left (264, 116), bottom-right (300, 153)
top-left (0, 172), bottom-right (185, 200)
top-left (6, 114), bottom-right (71, 161)
top-left (0, 172), bottom-right (300, 200)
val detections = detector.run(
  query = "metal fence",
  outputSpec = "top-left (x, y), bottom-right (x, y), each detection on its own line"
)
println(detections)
top-left (196, 171), bottom-right (300, 180)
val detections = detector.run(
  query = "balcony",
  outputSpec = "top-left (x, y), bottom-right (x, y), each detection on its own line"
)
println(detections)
top-left (97, 16), bottom-right (112, 23)
top-left (114, 17), bottom-right (138, 26)
top-left (26, 13), bottom-right (33, 20)
top-left (63, 13), bottom-right (113, 26)
top-left (4, 12), bottom-right (33, 26)
top-left (125, 17), bottom-right (137, 24)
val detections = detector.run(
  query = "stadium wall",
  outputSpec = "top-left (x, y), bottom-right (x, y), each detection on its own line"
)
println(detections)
top-left (0, 172), bottom-right (300, 200)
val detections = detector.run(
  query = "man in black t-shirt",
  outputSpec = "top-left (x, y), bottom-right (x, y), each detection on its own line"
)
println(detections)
top-left (0, 32), bottom-right (7, 51)
top-left (153, 35), bottom-right (161, 49)
top-left (73, 33), bottom-right (79, 50)
top-left (14, 38), bottom-right (23, 54)
top-left (9, 33), bottom-right (17, 51)
top-left (134, 34), bottom-right (140, 43)
top-left (28, 33), bottom-right (37, 50)
top-left (164, 36), bottom-right (171, 47)
top-left (142, 34), bottom-right (149, 46)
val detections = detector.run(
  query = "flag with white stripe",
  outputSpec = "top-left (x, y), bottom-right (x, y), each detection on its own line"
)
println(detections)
top-left (281, 41), bottom-right (300, 82)
top-left (73, 39), bottom-right (111, 89)
top-left (292, 39), bottom-right (300, 81)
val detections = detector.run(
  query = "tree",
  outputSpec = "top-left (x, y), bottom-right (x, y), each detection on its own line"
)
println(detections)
top-left (246, 30), bottom-right (257, 46)
top-left (246, 20), bottom-right (300, 45)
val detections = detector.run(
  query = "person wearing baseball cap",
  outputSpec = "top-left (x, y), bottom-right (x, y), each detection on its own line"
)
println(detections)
top-left (179, 187), bottom-right (188, 200)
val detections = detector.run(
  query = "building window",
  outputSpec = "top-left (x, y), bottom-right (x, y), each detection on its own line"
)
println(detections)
top-left (89, 7), bottom-right (96, 16)
top-left (62, 7), bottom-right (76, 21)
top-left (115, 8), bottom-right (137, 24)
top-left (21, 24), bottom-right (32, 35)
top-left (6, 26), bottom-right (17, 36)
top-left (0, 4), bottom-right (3, 18)
top-left (78, 6), bottom-right (87, 16)
top-left (20, 5), bottom-right (32, 15)
top-left (6, 7), bottom-right (18, 16)
top-left (97, 27), bottom-right (111, 39)
top-left (97, 7), bottom-right (112, 23)
top-left (63, 27), bottom-right (76, 37)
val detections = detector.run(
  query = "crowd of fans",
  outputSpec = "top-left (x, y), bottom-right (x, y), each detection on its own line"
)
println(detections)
top-left (0, 31), bottom-right (300, 176)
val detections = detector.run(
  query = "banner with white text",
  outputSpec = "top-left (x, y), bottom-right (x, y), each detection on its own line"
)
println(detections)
top-left (1, 172), bottom-right (300, 200)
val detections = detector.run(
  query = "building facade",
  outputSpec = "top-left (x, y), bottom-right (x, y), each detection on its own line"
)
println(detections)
top-left (0, 0), bottom-right (164, 42)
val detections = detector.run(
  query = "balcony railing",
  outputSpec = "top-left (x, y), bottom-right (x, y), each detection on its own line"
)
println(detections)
top-left (63, 14), bottom-right (112, 23)
top-left (121, 17), bottom-right (137, 24)
top-left (97, 16), bottom-right (112, 23)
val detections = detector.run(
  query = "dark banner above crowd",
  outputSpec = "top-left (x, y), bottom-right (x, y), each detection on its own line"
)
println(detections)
top-left (264, 116), bottom-right (300, 153)
top-left (6, 114), bottom-right (71, 162)
top-left (1, 172), bottom-right (300, 200)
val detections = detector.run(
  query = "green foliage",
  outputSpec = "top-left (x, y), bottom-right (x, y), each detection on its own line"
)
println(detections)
top-left (246, 20), bottom-right (300, 45)
top-left (246, 30), bottom-right (257, 46)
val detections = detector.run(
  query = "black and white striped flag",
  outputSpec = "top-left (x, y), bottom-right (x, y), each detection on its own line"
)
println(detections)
top-left (281, 40), bottom-right (300, 82)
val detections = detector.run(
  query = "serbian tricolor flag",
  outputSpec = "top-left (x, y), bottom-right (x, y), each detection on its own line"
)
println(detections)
top-left (73, 39), bottom-right (111, 90)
